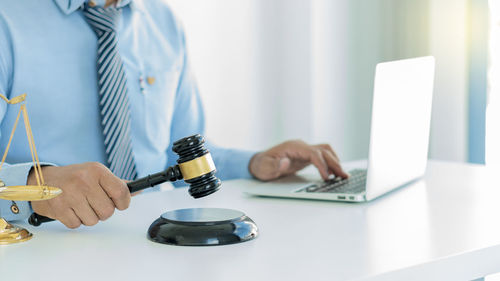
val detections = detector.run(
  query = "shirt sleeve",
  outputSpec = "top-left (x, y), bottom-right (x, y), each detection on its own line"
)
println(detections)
top-left (0, 15), bottom-right (42, 221)
top-left (166, 22), bottom-right (256, 182)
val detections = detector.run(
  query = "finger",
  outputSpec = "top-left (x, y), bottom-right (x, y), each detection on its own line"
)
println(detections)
top-left (278, 157), bottom-right (291, 174)
top-left (317, 144), bottom-right (340, 163)
top-left (322, 149), bottom-right (349, 178)
top-left (99, 172), bottom-right (131, 211)
top-left (73, 199), bottom-right (100, 226)
top-left (58, 208), bottom-right (82, 229)
top-left (131, 190), bottom-right (143, 197)
top-left (123, 179), bottom-right (141, 197)
top-left (45, 196), bottom-right (70, 219)
top-left (307, 148), bottom-right (329, 180)
top-left (86, 187), bottom-right (115, 221)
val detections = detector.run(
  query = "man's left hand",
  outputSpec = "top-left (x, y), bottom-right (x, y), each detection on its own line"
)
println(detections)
top-left (249, 140), bottom-right (349, 181)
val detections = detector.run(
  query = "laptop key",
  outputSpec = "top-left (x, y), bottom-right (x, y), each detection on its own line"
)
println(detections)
top-left (300, 169), bottom-right (367, 194)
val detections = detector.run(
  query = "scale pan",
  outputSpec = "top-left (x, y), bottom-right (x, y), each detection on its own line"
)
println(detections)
top-left (0, 185), bottom-right (62, 201)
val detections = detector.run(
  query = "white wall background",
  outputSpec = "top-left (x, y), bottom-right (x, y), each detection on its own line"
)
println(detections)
top-left (487, 0), bottom-right (500, 168)
top-left (166, 0), bottom-right (469, 162)
top-left (429, 0), bottom-right (468, 162)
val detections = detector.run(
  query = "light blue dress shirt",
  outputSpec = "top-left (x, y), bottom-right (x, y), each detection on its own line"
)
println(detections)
top-left (0, 0), bottom-right (255, 221)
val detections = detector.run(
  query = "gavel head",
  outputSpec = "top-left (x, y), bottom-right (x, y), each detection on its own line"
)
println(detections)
top-left (172, 134), bottom-right (222, 198)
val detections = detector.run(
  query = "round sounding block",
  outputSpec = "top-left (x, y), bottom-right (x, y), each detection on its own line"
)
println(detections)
top-left (147, 208), bottom-right (258, 246)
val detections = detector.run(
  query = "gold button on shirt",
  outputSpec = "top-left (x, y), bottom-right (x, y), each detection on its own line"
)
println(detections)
top-left (147, 76), bottom-right (156, 85)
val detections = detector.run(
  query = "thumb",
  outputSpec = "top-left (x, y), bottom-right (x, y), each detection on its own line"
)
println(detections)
top-left (278, 157), bottom-right (291, 174)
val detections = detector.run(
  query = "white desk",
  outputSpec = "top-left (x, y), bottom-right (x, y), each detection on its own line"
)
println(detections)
top-left (1, 160), bottom-right (500, 281)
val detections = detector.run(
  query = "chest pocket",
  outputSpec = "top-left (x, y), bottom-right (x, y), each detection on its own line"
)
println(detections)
top-left (142, 63), bottom-right (182, 152)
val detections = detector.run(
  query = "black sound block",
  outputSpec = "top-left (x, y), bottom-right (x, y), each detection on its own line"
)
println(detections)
top-left (147, 208), bottom-right (259, 246)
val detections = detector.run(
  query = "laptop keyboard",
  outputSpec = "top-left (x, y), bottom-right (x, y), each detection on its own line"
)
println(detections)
top-left (298, 169), bottom-right (367, 194)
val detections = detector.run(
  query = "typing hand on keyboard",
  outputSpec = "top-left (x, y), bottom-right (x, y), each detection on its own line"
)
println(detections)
top-left (303, 169), bottom-right (367, 194)
top-left (249, 140), bottom-right (349, 181)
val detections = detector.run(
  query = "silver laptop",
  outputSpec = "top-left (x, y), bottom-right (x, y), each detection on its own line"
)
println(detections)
top-left (245, 56), bottom-right (435, 202)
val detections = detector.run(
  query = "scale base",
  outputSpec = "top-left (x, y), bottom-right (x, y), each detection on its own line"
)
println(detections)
top-left (0, 218), bottom-right (32, 245)
top-left (148, 208), bottom-right (258, 246)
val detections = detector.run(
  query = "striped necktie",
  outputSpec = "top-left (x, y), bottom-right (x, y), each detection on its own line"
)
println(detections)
top-left (82, 4), bottom-right (137, 180)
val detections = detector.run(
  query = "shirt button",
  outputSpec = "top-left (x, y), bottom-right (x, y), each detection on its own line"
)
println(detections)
top-left (139, 76), bottom-right (146, 94)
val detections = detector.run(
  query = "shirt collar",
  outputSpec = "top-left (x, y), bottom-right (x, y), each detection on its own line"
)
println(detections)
top-left (53, 0), bottom-right (133, 15)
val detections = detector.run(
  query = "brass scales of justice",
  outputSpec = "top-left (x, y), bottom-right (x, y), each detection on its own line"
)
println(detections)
top-left (0, 93), bottom-right (61, 244)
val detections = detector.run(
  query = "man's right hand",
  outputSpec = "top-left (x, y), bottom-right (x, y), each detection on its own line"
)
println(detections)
top-left (29, 162), bottom-right (130, 229)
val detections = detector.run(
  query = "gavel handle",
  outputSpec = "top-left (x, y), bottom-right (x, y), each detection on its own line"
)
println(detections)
top-left (28, 166), bottom-right (182, 226)
top-left (127, 168), bottom-right (179, 193)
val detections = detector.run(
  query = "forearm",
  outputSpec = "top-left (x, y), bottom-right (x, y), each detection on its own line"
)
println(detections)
top-left (205, 141), bottom-right (256, 181)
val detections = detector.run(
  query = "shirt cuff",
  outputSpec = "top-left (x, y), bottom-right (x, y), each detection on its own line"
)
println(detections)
top-left (211, 148), bottom-right (256, 180)
top-left (0, 162), bottom-right (55, 221)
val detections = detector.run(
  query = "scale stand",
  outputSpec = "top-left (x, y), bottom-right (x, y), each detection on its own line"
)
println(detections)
top-left (0, 218), bottom-right (32, 245)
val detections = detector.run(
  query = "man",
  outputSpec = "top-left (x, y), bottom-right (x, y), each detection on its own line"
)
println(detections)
top-left (0, 0), bottom-right (347, 229)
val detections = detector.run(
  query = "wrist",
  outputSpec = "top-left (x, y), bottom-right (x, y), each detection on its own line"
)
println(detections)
top-left (26, 165), bottom-right (51, 185)
top-left (27, 166), bottom-right (38, 185)
top-left (248, 152), bottom-right (264, 180)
